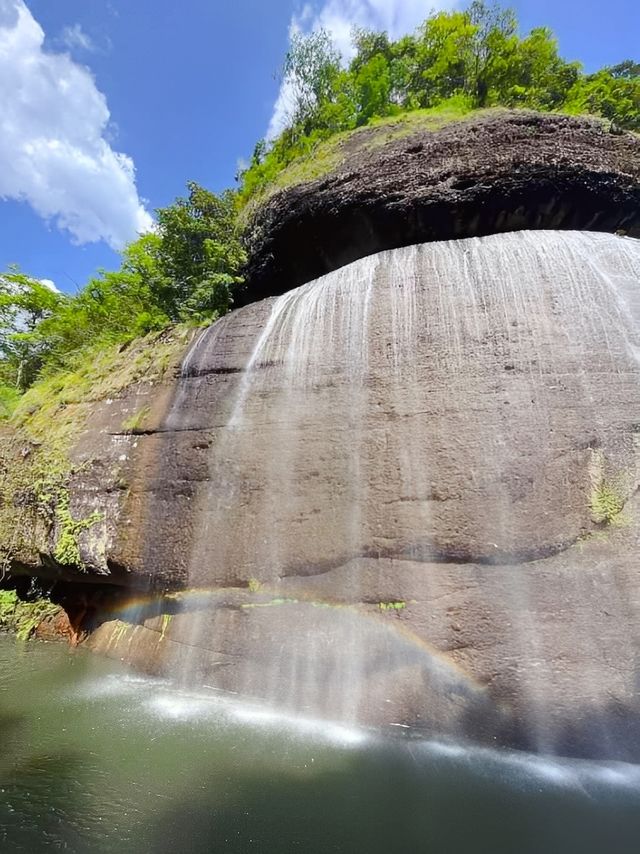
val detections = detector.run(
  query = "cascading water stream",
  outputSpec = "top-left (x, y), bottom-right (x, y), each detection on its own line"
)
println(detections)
top-left (158, 230), bottom-right (640, 754)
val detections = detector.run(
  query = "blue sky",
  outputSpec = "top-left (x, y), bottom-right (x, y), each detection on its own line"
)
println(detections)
top-left (0, 0), bottom-right (638, 294)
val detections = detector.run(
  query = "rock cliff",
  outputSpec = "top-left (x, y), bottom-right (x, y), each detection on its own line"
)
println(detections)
top-left (89, 231), bottom-right (640, 760)
top-left (2, 111), bottom-right (640, 761)
top-left (242, 111), bottom-right (640, 301)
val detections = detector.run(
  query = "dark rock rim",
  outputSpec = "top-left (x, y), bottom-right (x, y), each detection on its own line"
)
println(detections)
top-left (239, 111), bottom-right (640, 305)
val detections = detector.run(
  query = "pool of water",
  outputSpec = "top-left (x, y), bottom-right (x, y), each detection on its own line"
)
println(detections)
top-left (2, 635), bottom-right (640, 853)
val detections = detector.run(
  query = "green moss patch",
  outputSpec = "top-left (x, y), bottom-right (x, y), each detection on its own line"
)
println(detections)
top-left (0, 589), bottom-right (62, 641)
top-left (589, 449), bottom-right (630, 527)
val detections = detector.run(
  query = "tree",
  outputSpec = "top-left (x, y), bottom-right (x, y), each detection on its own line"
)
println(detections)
top-left (353, 54), bottom-right (393, 125)
top-left (607, 60), bottom-right (640, 80)
top-left (0, 270), bottom-right (64, 390)
top-left (350, 27), bottom-right (392, 74)
top-left (155, 182), bottom-right (246, 320)
top-left (416, 11), bottom-right (475, 106)
top-left (564, 69), bottom-right (640, 130)
top-left (120, 232), bottom-right (172, 329)
top-left (282, 29), bottom-right (342, 133)
top-left (495, 27), bottom-right (579, 109)
top-left (466, 1), bottom-right (518, 106)
top-left (387, 35), bottom-right (423, 108)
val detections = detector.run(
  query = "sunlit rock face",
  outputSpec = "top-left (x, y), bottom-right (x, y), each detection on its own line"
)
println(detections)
top-left (242, 112), bottom-right (640, 302)
top-left (86, 230), bottom-right (640, 760)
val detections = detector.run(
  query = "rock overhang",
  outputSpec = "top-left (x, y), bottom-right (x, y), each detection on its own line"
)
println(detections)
top-left (240, 111), bottom-right (640, 304)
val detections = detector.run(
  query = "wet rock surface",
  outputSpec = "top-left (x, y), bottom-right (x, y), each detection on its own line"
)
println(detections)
top-left (87, 512), bottom-right (640, 759)
top-left (81, 231), bottom-right (640, 759)
top-left (2, 111), bottom-right (640, 759)
top-left (243, 112), bottom-right (640, 300)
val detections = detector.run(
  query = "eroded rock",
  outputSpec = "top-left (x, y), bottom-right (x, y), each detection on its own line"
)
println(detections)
top-left (243, 112), bottom-right (640, 300)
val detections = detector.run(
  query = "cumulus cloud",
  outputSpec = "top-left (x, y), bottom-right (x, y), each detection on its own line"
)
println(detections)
top-left (268, 0), bottom-right (458, 138)
top-left (0, 0), bottom-right (153, 250)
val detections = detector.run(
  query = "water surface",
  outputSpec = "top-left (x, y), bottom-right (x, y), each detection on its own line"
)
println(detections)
top-left (1, 636), bottom-right (639, 853)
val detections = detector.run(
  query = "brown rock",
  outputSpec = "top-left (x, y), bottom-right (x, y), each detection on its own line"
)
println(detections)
top-left (82, 229), bottom-right (640, 759)
top-left (3, 114), bottom-right (640, 761)
top-left (242, 112), bottom-right (640, 301)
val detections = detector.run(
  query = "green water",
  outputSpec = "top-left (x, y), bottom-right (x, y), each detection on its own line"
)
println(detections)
top-left (1, 635), bottom-right (640, 853)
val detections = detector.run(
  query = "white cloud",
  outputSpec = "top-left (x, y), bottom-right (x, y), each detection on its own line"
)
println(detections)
top-left (267, 79), bottom-right (297, 141)
top-left (268, 0), bottom-right (459, 137)
top-left (267, 15), bottom-right (306, 140)
top-left (60, 22), bottom-right (95, 53)
top-left (39, 278), bottom-right (59, 292)
top-left (0, 0), bottom-right (153, 250)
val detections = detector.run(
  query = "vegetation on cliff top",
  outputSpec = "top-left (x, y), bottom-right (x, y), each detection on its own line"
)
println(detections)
top-left (0, 184), bottom-right (244, 413)
top-left (0, 1), bottom-right (637, 417)
top-left (238, 2), bottom-right (640, 205)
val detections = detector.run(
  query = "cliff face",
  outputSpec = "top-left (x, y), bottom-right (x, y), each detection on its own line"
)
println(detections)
top-left (0, 327), bottom-right (195, 588)
top-left (88, 230), bottom-right (640, 760)
top-left (242, 111), bottom-right (640, 302)
top-left (3, 112), bottom-right (640, 760)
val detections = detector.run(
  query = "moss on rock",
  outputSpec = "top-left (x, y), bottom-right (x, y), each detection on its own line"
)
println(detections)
top-left (0, 326), bottom-right (194, 579)
top-left (0, 589), bottom-right (62, 641)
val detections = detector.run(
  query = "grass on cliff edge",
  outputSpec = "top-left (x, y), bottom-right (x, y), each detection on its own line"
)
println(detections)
top-left (239, 99), bottom-right (627, 221)
top-left (239, 97), bottom-right (482, 219)
top-left (0, 326), bottom-right (196, 572)
top-left (10, 325), bottom-right (195, 450)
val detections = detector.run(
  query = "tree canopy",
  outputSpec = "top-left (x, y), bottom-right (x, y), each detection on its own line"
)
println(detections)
top-left (0, 182), bottom-right (246, 412)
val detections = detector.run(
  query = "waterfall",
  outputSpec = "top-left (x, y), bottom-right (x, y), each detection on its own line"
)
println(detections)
top-left (158, 230), bottom-right (640, 750)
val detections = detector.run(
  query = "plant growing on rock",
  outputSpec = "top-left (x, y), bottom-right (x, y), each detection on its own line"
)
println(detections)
top-left (590, 481), bottom-right (626, 526)
top-left (589, 450), bottom-right (628, 526)
top-left (0, 589), bottom-right (61, 640)
top-left (121, 406), bottom-right (152, 434)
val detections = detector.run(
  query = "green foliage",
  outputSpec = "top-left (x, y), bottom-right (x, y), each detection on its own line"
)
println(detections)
top-left (29, 453), bottom-right (102, 569)
top-left (353, 54), bottom-right (394, 125)
top-left (53, 497), bottom-right (103, 568)
top-left (378, 601), bottom-right (406, 611)
top-left (159, 613), bottom-right (173, 641)
top-left (0, 269), bottom-right (64, 391)
top-left (0, 589), bottom-right (61, 641)
top-left (0, 384), bottom-right (20, 419)
top-left (155, 183), bottom-right (246, 321)
top-left (0, 590), bottom-right (17, 623)
top-left (564, 66), bottom-right (640, 130)
top-left (590, 481), bottom-right (626, 526)
top-left (0, 182), bottom-right (244, 403)
top-left (121, 406), bottom-right (151, 434)
top-left (283, 29), bottom-right (342, 133)
top-left (588, 450), bottom-right (629, 527)
top-left (239, 2), bottom-right (639, 205)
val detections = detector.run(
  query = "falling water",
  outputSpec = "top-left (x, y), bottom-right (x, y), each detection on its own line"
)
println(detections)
top-left (158, 230), bottom-right (640, 750)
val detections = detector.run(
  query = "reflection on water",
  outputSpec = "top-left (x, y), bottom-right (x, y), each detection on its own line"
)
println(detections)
top-left (1, 636), bottom-right (640, 854)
